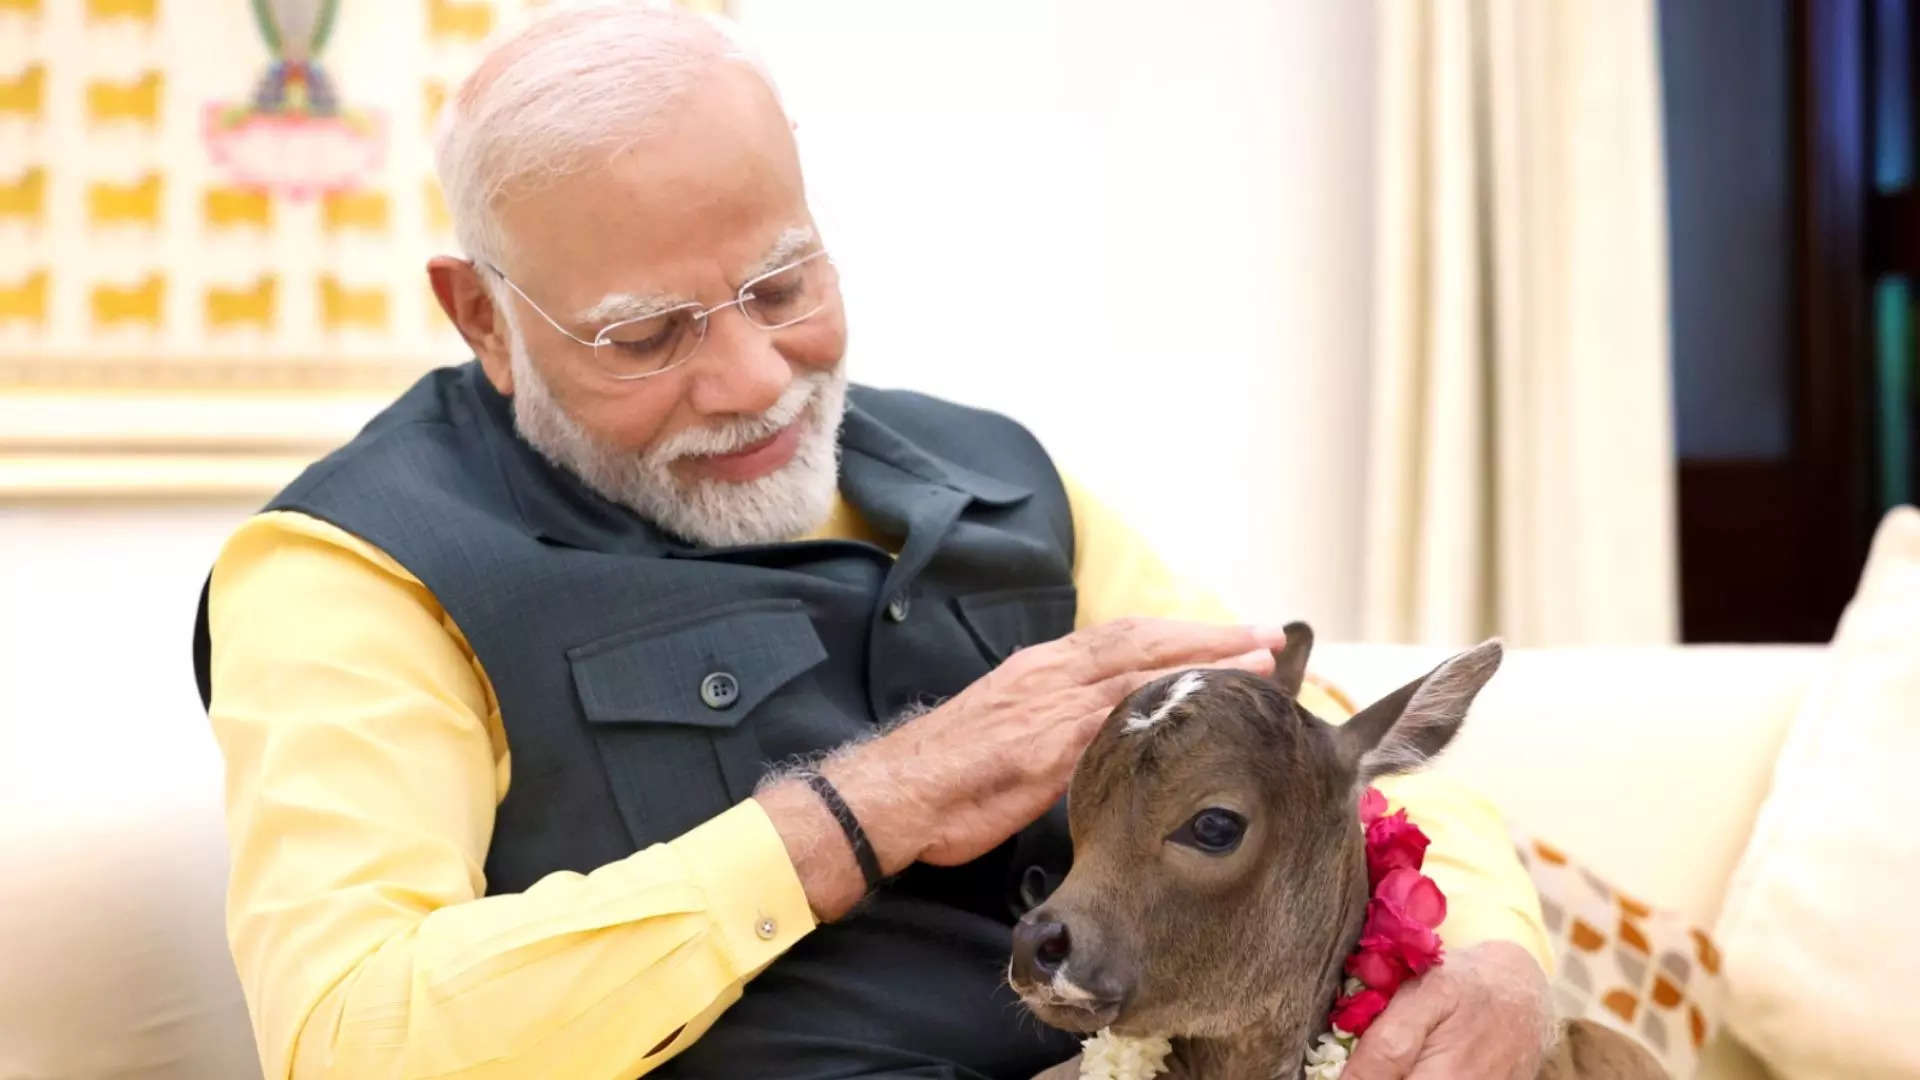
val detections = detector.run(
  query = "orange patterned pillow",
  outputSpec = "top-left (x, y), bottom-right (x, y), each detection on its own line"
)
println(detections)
top-left (1512, 829), bottom-right (1725, 1078)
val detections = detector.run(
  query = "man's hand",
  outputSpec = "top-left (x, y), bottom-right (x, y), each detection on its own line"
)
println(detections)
top-left (758, 618), bottom-right (1285, 919)
top-left (1343, 940), bottom-right (1556, 1080)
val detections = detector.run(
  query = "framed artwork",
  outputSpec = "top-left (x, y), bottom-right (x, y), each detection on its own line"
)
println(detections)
top-left (0, 0), bottom-right (724, 496)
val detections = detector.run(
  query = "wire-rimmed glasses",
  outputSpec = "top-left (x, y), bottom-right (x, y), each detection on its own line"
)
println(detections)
top-left (481, 249), bottom-right (836, 381)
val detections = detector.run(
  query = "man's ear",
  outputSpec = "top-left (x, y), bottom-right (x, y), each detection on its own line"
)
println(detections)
top-left (1334, 640), bottom-right (1502, 784)
top-left (1272, 620), bottom-right (1314, 698)
top-left (427, 256), bottom-right (514, 395)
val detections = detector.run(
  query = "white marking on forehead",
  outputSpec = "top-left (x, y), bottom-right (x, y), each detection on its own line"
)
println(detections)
top-left (1123, 670), bottom-right (1206, 733)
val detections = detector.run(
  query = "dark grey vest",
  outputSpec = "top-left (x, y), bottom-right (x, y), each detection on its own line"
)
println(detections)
top-left (192, 362), bottom-right (1084, 1079)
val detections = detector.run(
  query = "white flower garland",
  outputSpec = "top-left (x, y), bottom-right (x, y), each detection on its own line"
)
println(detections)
top-left (1077, 976), bottom-right (1372, 1080)
top-left (1301, 974), bottom-right (1368, 1079)
top-left (1075, 1023), bottom-right (1357, 1080)
top-left (1301, 1027), bottom-right (1357, 1080)
top-left (1077, 1030), bottom-right (1173, 1080)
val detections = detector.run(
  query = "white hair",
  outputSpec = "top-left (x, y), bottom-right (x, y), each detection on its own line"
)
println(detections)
top-left (433, 0), bottom-right (781, 271)
top-left (1124, 671), bottom-right (1206, 734)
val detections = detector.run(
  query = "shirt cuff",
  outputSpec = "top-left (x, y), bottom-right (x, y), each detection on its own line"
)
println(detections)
top-left (672, 799), bottom-right (817, 979)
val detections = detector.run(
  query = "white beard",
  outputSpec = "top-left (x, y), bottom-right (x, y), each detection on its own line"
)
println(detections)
top-left (504, 321), bottom-right (847, 548)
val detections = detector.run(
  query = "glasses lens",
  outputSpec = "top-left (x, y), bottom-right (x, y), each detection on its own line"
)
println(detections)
top-left (741, 254), bottom-right (831, 330)
top-left (595, 308), bottom-right (702, 377)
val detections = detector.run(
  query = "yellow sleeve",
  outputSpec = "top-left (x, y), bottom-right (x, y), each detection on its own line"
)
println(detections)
top-left (1062, 474), bottom-right (1553, 974)
top-left (208, 511), bottom-right (815, 1080)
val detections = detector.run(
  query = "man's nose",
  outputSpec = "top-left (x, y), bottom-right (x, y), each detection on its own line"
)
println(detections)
top-left (684, 307), bottom-right (790, 417)
top-left (1010, 917), bottom-right (1072, 984)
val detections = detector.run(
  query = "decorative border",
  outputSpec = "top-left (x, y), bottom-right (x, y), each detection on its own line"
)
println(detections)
top-left (0, 384), bottom-right (406, 497)
top-left (0, 355), bottom-right (427, 393)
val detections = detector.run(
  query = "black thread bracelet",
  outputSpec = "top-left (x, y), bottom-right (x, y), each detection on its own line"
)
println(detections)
top-left (802, 770), bottom-right (885, 892)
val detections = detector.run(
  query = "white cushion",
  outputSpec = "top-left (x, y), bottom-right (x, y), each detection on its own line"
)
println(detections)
top-left (1314, 642), bottom-right (1817, 926)
top-left (1714, 507), bottom-right (1920, 1079)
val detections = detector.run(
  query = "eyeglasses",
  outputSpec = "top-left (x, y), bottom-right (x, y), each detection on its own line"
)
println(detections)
top-left (479, 249), bottom-right (837, 381)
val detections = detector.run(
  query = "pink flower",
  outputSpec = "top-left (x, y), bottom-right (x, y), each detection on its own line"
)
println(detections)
top-left (1330, 988), bottom-right (1390, 1036)
top-left (1359, 868), bottom-right (1447, 975)
top-left (1358, 786), bottom-right (1388, 826)
top-left (1365, 809), bottom-right (1431, 882)
top-left (1345, 944), bottom-right (1412, 994)
top-left (1335, 796), bottom-right (1452, 1039)
top-left (1376, 867), bottom-right (1447, 927)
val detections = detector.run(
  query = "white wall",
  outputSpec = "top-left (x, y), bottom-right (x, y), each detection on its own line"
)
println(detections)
top-left (0, 500), bottom-right (265, 1078)
top-left (738, 0), bottom-right (1378, 630)
top-left (0, 500), bottom-right (251, 826)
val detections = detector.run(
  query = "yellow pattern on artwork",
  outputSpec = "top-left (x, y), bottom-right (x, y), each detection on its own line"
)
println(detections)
top-left (204, 185), bottom-right (273, 230)
top-left (427, 0), bottom-right (492, 42)
top-left (86, 0), bottom-right (159, 23)
top-left (91, 273), bottom-right (167, 329)
top-left (0, 65), bottom-right (45, 121)
top-left (86, 71), bottom-right (163, 127)
top-left (88, 172), bottom-right (164, 228)
top-left (0, 269), bottom-right (49, 327)
top-left (3, 0), bottom-right (727, 399)
top-left (423, 177), bottom-right (452, 232)
top-left (322, 189), bottom-right (390, 234)
top-left (318, 275), bottom-right (389, 331)
top-left (205, 275), bottom-right (278, 331)
top-left (0, 167), bottom-right (45, 226)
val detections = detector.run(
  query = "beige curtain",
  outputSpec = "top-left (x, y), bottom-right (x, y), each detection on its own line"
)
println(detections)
top-left (1362, 0), bottom-right (1678, 646)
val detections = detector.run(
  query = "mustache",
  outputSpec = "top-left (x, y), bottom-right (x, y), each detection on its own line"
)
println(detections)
top-left (644, 372), bottom-right (832, 469)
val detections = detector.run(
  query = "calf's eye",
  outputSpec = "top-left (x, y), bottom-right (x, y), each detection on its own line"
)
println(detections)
top-left (1170, 808), bottom-right (1246, 855)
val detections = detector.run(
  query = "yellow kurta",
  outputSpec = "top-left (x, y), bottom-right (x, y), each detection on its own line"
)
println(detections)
top-left (208, 474), bottom-right (1549, 1079)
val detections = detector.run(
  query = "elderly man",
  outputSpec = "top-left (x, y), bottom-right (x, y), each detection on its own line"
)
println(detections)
top-left (196, 6), bottom-right (1554, 1079)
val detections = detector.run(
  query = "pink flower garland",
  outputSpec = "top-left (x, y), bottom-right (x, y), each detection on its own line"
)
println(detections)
top-left (1329, 788), bottom-right (1447, 1037)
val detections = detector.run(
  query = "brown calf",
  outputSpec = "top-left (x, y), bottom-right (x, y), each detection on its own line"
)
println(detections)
top-left (1010, 624), bottom-right (1666, 1079)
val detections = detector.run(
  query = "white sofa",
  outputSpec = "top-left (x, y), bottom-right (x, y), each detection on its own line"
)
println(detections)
top-left (0, 643), bottom-right (1816, 1079)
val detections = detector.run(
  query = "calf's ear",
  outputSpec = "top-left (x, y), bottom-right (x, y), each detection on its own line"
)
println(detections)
top-left (1271, 621), bottom-right (1314, 698)
top-left (1334, 640), bottom-right (1502, 784)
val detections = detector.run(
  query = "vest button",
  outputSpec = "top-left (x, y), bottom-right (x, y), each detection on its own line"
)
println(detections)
top-left (885, 595), bottom-right (911, 623)
top-left (700, 671), bottom-right (740, 709)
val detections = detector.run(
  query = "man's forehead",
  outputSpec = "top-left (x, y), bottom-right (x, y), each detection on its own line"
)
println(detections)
top-left (569, 223), bottom-right (818, 325)
top-left (489, 58), bottom-right (809, 317)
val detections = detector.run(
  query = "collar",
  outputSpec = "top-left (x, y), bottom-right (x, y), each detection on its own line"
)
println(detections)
top-left (462, 364), bottom-right (1031, 556)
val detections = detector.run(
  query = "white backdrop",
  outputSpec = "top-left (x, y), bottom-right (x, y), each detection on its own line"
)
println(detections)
top-left (737, 0), bottom-right (1379, 631)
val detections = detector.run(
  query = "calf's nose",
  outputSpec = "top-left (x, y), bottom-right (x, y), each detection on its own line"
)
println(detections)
top-left (1010, 918), bottom-right (1071, 983)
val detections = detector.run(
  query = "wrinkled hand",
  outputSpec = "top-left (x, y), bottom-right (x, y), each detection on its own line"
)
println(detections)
top-left (760, 617), bottom-right (1284, 920)
top-left (1344, 940), bottom-right (1555, 1080)
top-left (847, 617), bottom-right (1284, 870)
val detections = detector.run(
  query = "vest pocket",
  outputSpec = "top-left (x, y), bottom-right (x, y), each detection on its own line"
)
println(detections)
top-left (952, 584), bottom-right (1078, 665)
top-left (568, 599), bottom-right (829, 849)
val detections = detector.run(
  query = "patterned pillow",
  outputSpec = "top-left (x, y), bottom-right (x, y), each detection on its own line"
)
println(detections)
top-left (1512, 829), bottom-right (1726, 1078)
